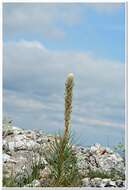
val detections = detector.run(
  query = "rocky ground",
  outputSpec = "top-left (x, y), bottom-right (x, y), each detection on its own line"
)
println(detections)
top-left (3, 125), bottom-right (125, 187)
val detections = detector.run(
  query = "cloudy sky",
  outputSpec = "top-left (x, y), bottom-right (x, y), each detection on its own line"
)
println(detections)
top-left (3, 3), bottom-right (125, 147)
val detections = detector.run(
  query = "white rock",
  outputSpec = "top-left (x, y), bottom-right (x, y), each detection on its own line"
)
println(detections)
top-left (106, 147), bottom-right (114, 154)
top-left (12, 126), bottom-right (24, 134)
top-left (3, 126), bottom-right (125, 187)
top-left (101, 178), bottom-right (111, 187)
top-left (7, 134), bottom-right (40, 151)
top-left (93, 178), bottom-right (102, 187)
top-left (116, 180), bottom-right (124, 187)
top-left (3, 153), bottom-right (10, 162)
top-left (23, 179), bottom-right (41, 187)
top-left (90, 145), bottom-right (97, 153)
top-left (99, 153), bottom-right (124, 173)
top-left (3, 153), bottom-right (17, 164)
top-left (8, 141), bottom-right (16, 152)
top-left (36, 136), bottom-right (49, 144)
top-left (100, 178), bottom-right (116, 187)
top-left (31, 179), bottom-right (41, 187)
top-left (81, 178), bottom-right (90, 187)
top-left (109, 181), bottom-right (116, 187)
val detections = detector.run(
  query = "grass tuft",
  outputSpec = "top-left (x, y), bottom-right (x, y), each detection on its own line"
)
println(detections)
top-left (45, 134), bottom-right (81, 187)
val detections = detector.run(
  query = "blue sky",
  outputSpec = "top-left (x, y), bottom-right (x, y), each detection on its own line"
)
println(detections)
top-left (4, 3), bottom-right (125, 62)
top-left (3, 3), bottom-right (125, 147)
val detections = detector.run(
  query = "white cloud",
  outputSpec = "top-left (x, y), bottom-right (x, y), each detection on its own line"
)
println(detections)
top-left (3, 3), bottom-right (123, 43)
top-left (76, 116), bottom-right (123, 129)
top-left (3, 3), bottom-right (82, 39)
top-left (15, 40), bottom-right (46, 50)
top-left (3, 40), bottom-right (124, 92)
top-left (3, 40), bottom-right (125, 145)
top-left (3, 89), bottom-right (45, 110)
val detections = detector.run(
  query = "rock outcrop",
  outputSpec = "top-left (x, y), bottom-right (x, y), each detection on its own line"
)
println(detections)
top-left (3, 125), bottom-right (125, 187)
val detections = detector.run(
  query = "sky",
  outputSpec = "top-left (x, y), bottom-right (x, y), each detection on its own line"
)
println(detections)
top-left (3, 3), bottom-right (125, 147)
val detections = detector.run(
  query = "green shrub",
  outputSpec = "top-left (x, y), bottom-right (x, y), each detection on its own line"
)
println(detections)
top-left (45, 134), bottom-right (81, 186)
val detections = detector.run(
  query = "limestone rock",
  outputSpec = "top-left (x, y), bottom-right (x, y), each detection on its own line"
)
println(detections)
top-left (3, 126), bottom-right (125, 187)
